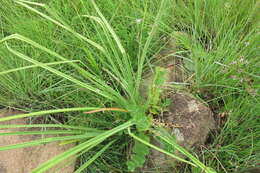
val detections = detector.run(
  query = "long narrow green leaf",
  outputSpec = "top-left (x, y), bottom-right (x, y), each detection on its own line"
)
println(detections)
top-left (31, 121), bottom-right (133, 173)
top-left (0, 130), bottom-right (82, 136)
top-left (0, 35), bottom-right (99, 83)
top-left (0, 60), bottom-right (79, 75)
top-left (136, 0), bottom-right (168, 92)
top-left (0, 107), bottom-right (98, 122)
top-left (127, 127), bottom-right (196, 167)
top-left (91, 0), bottom-right (135, 83)
top-left (4, 44), bottom-right (114, 99)
top-left (0, 34), bottom-right (123, 102)
top-left (12, 1), bottom-right (124, 100)
top-left (14, 0), bottom-right (45, 6)
top-left (0, 124), bottom-right (100, 131)
top-left (0, 34), bottom-right (95, 81)
top-left (15, 0), bottom-right (105, 52)
top-left (84, 2), bottom-right (135, 98)
top-left (153, 129), bottom-right (216, 173)
top-left (80, 14), bottom-right (133, 88)
top-left (80, 15), bottom-right (125, 82)
top-left (4, 0), bottom-right (130, 103)
top-left (74, 140), bottom-right (114, 173)
top-left (0, 133), bottom-right (100, 151)
top-left (90, 0), bottom-right (125, 54)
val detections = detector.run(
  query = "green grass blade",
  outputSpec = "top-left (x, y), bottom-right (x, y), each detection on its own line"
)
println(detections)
top-left (0, 60), bottom-right (79, 75)
top-left (90, 0), bottom-right (125, 54)
top-left (79, 15), bottom-right (125, 81)
top-left (0, 133), bottom-right (100, 151)
top-left (0, 107), bottom-right (98, 122)
top-left (0, 130), bottom-right (82, 136)
top-left (31, 121), bottom-right (133, 173)
top-left (127, 127), bottom-right (196, 167)
top-left (0, 34), bottom-right (100, 82)
top-left (3, 44), bottom-right (114, 99)
top-left (136, 0), bottom-right (168, 92)
top-left (74, 140), bottom-right (114, 173)
top-left (0, 124), bottom-right (100, 131)
top-left (15, 0), bottom-right (105, 52)
top-left (14, 0), bottom-right (45, 6)
top-left (13, 1), bottom-right (132, 100)
top-left (80, 14), bottom-right (134, 95)
top-left (0, 34), bottom-right (123, 102)
top-left (154, 129), bottom-right (216, 173)
top-left (83, 2), bottom-right (135, 97)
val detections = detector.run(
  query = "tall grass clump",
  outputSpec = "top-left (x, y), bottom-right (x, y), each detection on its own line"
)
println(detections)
top-left (167, 0), bottom-right (260, 172)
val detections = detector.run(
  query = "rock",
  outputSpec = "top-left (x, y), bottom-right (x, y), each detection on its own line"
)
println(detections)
top-left (0, 109), bottom-right (76, 173)
top-left (167, 92), bottom-right (216, 148)
top-left (137, 35), bottom-right (216, 172)
top-left (142, 92), bottom-right (216, 172)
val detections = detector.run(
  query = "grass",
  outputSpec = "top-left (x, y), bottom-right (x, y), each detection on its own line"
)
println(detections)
top-left (0, 0), bottom-right (259, 172)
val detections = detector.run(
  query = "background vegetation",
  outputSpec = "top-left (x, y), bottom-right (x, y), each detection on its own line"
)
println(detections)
top-left (0, 0), bottom-right (259, 172)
